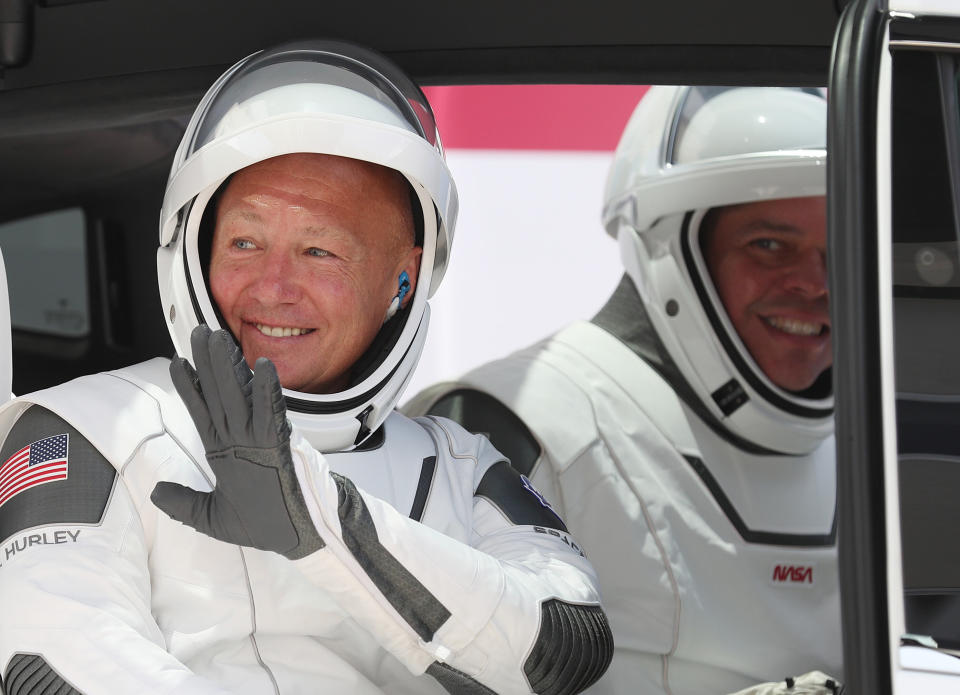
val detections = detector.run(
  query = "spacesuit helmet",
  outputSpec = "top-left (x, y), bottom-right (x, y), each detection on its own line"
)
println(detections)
top-left (158, 40), bottom-right (457, 452)
top-left (602, 86), bottom-right (832, 454)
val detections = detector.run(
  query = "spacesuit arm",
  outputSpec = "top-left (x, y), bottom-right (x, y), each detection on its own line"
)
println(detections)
top-left (287, 419), bottom-right (613, 695)
top-left (152, 328), bottom-right (612, 694)
top-left (0, 404), bottom-right (232, 695)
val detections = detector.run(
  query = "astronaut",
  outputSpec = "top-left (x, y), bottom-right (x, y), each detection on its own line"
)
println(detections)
top-left (406, 86), bottom-right (841, 694)
top-left (0, 41), bottom-right (613, 694)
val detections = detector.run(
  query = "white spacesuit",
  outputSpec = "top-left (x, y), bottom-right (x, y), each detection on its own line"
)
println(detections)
top-left (0, 42), bottom-right (612, 695)
top-left (406, 86), bottom-right (841, 695)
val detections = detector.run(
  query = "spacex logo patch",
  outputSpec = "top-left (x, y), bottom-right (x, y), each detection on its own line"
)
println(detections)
top-left (770, 562), bottom-right (816, 588)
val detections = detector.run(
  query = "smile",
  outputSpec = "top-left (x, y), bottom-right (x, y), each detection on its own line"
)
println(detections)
top-left (763, 316), bottom-right (828, 337)
top-left (254, 323), bottom-right (315, 338)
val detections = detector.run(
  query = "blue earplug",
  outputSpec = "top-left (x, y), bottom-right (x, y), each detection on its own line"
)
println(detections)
top-left (397, 271), bottom-right (411, 304)
top-left (384, 271), bottom-right (412, 322)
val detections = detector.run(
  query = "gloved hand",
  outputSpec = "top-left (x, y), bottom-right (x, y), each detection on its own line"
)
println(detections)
top-left (728, 671), bottom-right (845, 695)
top-left (151, 325), bottom-right (325, 560)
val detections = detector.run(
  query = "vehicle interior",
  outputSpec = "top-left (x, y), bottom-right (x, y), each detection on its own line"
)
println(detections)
top-left (2, 0), bottom-right (960, 692)
top-left (889, 46), bottom-right (960, 649)
top-left (0, 0), bottom-right (842, 392)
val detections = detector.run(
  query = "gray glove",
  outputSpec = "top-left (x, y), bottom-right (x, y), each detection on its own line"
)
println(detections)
top-left (151, 325), bottom-right (325, 560)
top-left (728, 671), bottom-right (845, 695)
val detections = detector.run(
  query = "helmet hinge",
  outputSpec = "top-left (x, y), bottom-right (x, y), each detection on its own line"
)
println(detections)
top-left (711, 379), bottom-right (748, 416)
top-left (354, 405), bottom-right (374, 445)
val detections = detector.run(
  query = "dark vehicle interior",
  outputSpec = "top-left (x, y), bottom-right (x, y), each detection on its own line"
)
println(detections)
top-left (890, 48), bottom-right (960, 647)
top-left (0, 0), bottom-right (842, 393)
top-left (3, 0), bottom-right (960, 693)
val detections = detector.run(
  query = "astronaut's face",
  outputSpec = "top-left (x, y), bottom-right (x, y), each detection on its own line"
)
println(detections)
top-left (209, 153), bottom-right (420, 394)
top-left (701, 196), bottom-right (831, 392)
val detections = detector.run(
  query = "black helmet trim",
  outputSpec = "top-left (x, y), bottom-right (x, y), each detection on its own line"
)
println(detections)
top-left (592, 276), bottom-right (795, 457)
top-left (181, 209), bottom-right (419, 418)
top-left (159, 39), bottom-right (457, 453)
top-left (679, 211), bottom-right (834, 420)
top-left (283, 323), bottom-right (416, 415)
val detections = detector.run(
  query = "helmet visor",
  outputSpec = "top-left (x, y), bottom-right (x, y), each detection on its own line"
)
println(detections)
top-left (188, 41), bottom-right (440, 157)
top-left (667, 86), bottom-right (828, 166)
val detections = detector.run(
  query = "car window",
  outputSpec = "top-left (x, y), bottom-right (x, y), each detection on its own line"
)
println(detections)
top-left (0, 208), bottom-right (89, 338)
top-left (891, 47), bottom-right (960, 650)
top-left (405, 84), bottom-right (647, 400)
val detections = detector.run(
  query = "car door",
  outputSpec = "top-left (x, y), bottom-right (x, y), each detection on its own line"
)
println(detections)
top-left (830, 0), bottom-right (960, 692)
top-left (0, 249), bottom-right (11, 402)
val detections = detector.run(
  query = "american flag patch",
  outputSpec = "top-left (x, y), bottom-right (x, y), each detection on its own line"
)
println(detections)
top-left (0, 434), bottom-right (69, 509)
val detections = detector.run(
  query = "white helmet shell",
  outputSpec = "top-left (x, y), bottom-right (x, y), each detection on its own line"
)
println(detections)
top-left (157, 40), bottom-right (458, 452)
top-left (603, 86), bottom-right (832, 454)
